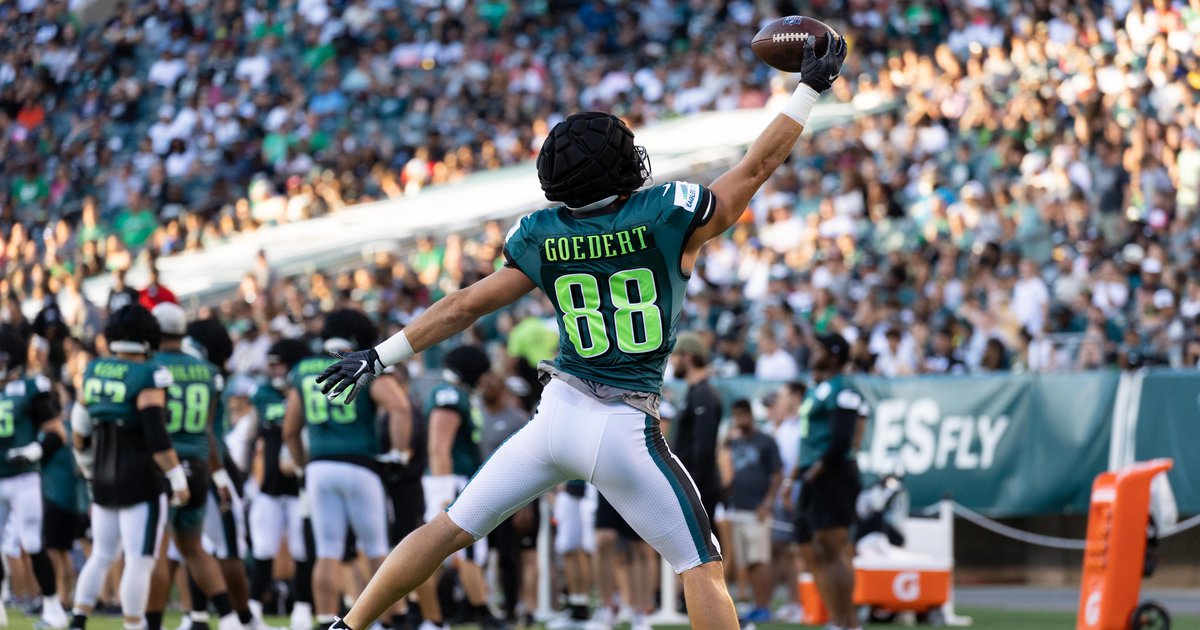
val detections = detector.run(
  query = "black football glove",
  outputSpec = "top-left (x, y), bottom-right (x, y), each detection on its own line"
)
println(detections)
top-left (316, 348), bottom-right (384, 404)
top-left (800, 34), bottom-right (848, 93)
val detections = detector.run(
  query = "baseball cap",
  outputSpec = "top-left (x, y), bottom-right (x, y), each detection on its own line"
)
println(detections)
top-left (673, 331), bottom-right (709, 361)
top-left (816, 333), bottom-right (850, 363)
top-left (152, 302), bottom-right (188, 336)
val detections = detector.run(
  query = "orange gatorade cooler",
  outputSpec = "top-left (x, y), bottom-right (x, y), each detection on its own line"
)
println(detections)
top-left (1077, 459), bottom-right (1173, 630)
top-left (798, 572), bottom-right (829, 625)
top-left (852, 556), bottom-right (952, 612)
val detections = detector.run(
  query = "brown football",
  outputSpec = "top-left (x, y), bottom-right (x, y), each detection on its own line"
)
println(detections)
top-left (751, 16), bottom-right (838, 73)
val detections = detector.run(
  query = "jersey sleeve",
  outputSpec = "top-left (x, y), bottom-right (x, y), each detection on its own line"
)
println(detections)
top-left (151, 365), bottom-right (174, 390)
top-left (427, 385), bottom-right (467, 419)
top-left (658, 181), bottom-right (717, 240)
top-left (502, 213), bottom-right (534, 274)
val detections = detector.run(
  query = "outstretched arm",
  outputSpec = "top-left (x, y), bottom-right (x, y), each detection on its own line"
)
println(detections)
top-left (318, 266), bottom-right (535, 402)
top-left (393, 266), bottom-right (535, 355)
top-left (685, 35), bottom-right (847, 267)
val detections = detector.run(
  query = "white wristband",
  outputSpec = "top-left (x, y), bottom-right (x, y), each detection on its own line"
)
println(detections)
top-left (782, 83), bottom-right (819, 126)
top-left (212, 468), bottom-right (233, 490)
top-left (165, 465), bottom-right (188, 492)
top-left (374, 330), bottom-right (414, 367)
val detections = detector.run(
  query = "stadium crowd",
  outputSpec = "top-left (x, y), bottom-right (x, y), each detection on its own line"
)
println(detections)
top-left (1, 0), bottom-right (1200, 628)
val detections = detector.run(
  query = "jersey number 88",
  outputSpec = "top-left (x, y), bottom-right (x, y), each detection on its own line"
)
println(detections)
top-left (554, 268), bottom-right (663, 357)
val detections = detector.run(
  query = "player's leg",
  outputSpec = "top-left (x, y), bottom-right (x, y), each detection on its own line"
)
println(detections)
top-left (306, 461), bottom-right (351, 626)
top-left (175, 531), bottom-right (241, 629)
top-left (43, 500), bottom-right (82, 611)
top-left (145, 536), bottom-right (173, 630)
top-left (72, 504), bottom-right (122, 628)
top-left (116, 495), bottom-right (168, 628)
top-left (804, 463), bottom-right (862, 629)
top-left (341, 393), bottom-right (570, 630)
top-left (248, 494), bottom-right (284, 617)
top-left (551, 490), bottom-right (589, 625)
top-left (12, 473), bottom-right (66, 627)
top-left (515, 504), bottom-right (541, 624)
top-left (286, 495), bottom-right (314, 630)
top-left (381, 479), bottom-right (420, 629)
top-left (343, 465), bottom-right (389, 573)
top-left (591, 412), bottom-right (736, 630)
top-left (203, 485), bottom-right (255, 627)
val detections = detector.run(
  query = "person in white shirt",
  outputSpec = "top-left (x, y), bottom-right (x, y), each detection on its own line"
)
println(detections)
top-left (874, 328), bottom-right (917, 376)
top-left (148, 106), bottom-right (177, 156)
top-left (147, 50), bottom-right (186, 89)
top-left (1011, 259), bottom-right (1050, 334)
top-left (1092, 260), bottom-right (1130, 317)
top-left (755, 329), bottom-right (798, 381)
top-left (234, 44), bottom-right (271, 88)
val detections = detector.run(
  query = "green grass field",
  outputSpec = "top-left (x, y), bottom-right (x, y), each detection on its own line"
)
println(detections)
top-left (2, 608), bottom-right (1198, 629)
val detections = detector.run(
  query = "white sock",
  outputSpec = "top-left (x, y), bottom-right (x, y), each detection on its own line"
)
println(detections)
top-left (191, 611), bottom-right (211, 623)
top-left (43, 596), bottom-right (67, 616)
top-left (249, 600), bottom-right (263, 619)
top-left (217, 612), bottom-right (244, 630)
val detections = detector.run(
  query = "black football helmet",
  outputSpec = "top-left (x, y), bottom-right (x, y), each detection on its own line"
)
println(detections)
top-left (537, 112), bottom-right (651, 209)
top-left (321, 309), bottom-right (379, 351)
top-left (443, 345), bottom-right (491, 389)
top-left (105, 305), bottom-right (161, 354)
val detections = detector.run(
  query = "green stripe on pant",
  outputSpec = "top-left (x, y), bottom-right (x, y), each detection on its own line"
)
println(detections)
top-left (142, 497), bottom-right (161, 556)
top-left (642, 415), bottom-right (720, 565)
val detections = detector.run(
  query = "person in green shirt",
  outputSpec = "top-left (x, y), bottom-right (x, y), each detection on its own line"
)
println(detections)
top-left (71, 305), bottom-right (189, 630)
top-left (316, 34), bottom-right (847, 630)
top-left (144, 303), bottom-right (243, 630)
top-left (786, 333), bottom-right (865, 630)
top-left (0, 330), bottom-right (71, 629)
top-left (282, 310), bottom-right (410, 629)
top-left (417, 345), bottom-right (506, 630)
top-left (113, 202), bottom-right (158, 250)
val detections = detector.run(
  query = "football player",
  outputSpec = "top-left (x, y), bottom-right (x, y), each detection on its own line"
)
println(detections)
top-left (548, 481), bottom-right (595, 629)
top-left (70, 305), bottom-right (189, 630)
top-left (0, 329), bottom-right (70, 628)
top-left (282, 311), bottom-right (408, 629)
top-left (414, 346), bottom-right (505, 630)
top-left (145, 304), bottom-right (243, 630)
top-left (788, 334), bottom-right (866, 630)
top-left (317, 35), bottom-right (847, 630)
top-left (247, 338), bottom-right (313, 630)
top-left (186, 317), bottom-right (259, 630)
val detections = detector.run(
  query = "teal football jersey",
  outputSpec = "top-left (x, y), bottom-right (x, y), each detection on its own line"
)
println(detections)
top-left (0, 376), bottom-right (53, 478)
top-left (504, 181), bottom-right (715, 394)
top-left (292, 356), bottom-right (379, 462)
top-left (154, 351), bottom-right (220, 460)
top-left (423, 383), bottom-right (482, 477)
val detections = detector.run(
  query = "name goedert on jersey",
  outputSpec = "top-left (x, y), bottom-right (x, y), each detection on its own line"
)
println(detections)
top-left (540, 224), bottom-right (656, 264)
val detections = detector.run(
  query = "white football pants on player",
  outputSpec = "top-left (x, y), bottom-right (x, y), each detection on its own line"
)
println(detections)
top-left (204, 484), bottom-right (247, 560)
top-left (554, 483), bottom-right (597, 556)
top-left (447, 379), bottom-right (720, 573)
top-left (305, 461), bottom-right (388, 559)
top-left (74, 495), bottom-right (167, 622)
top-left (249, 493), bottom-right (307, 562)
top-left (0, 472), bottom-right (44, 554)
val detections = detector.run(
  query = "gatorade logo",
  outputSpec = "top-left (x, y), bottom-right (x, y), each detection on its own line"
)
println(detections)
top-left (893, 572), bottom-right (920, 602)
top-left (1085, 590), bottom-right (1101, 626)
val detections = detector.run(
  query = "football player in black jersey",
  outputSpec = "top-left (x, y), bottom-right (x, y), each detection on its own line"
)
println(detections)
top-left (70, 306), bottom-right (190, 630)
